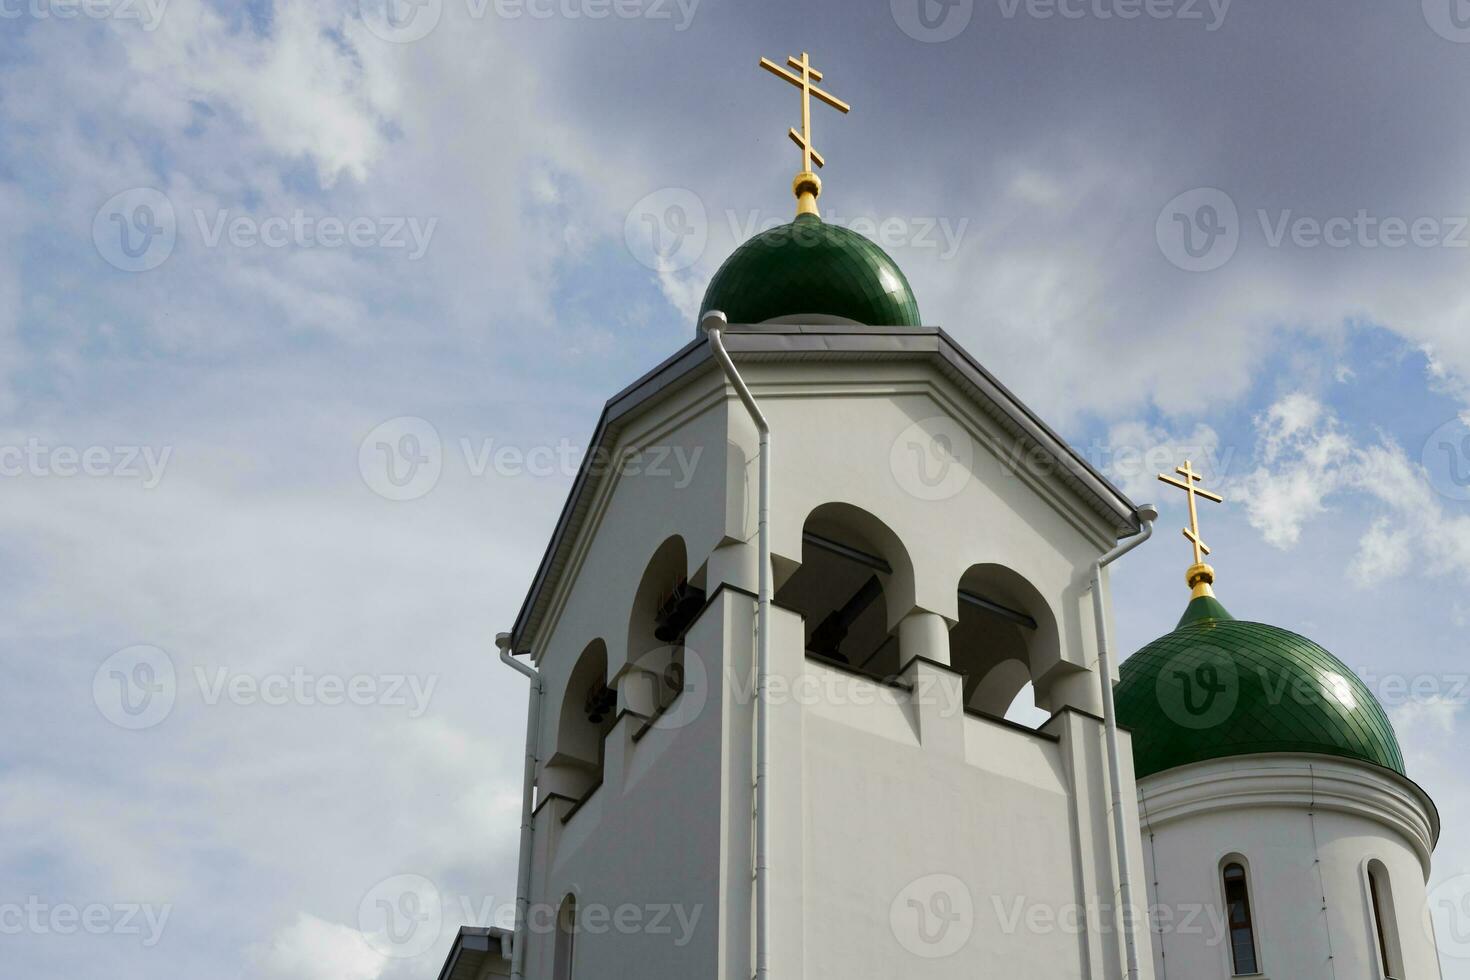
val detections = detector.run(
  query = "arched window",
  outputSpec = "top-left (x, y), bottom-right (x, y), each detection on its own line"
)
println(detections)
top-left (553, 894), bottom-right (577, 980)
top-left (1222, 862), bottom-right (1258, 975)
top-left (1367, 860), bottom-right (1404, 979)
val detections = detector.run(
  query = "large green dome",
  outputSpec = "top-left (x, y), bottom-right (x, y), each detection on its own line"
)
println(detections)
top-left (1116, 594), bottom-right (1404, 780)
top-left (700, 213), bottom-right (921, 327)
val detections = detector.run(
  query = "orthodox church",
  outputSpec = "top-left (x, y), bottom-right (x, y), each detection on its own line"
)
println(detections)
top-left (438, 52), bottom-right (1443, 980)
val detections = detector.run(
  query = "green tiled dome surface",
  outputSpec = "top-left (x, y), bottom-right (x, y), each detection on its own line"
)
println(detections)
top-left (700, 213), bottom-right (921, 327)
top-left (1116, 596), bottom-right (1404, 779)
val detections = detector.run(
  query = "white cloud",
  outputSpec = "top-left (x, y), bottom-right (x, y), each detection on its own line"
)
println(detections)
top-left (1237, 394), bottom-right (1351, 548)
top-left (1391, 696), bottom-right (1464, 739)
top-left (1236, 392), bottom-right (1470, 584)
top-left (254, 913), bottom-right (388, 980)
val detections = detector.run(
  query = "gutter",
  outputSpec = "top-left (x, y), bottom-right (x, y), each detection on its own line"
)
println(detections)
top-left (702, 311), bottom-right (774, 980)
top-left (497, 632), bottom-right (542, 980)
top-left (1090, 503), bottom-right (1157, 980)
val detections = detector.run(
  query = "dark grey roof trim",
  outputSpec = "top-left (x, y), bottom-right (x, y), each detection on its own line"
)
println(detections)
top-left (509, 324), bottom-right (1139, 654)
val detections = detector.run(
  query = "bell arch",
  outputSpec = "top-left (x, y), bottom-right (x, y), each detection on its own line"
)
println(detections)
top-left (544, 638), bottom-right (613, 802)
top-left (949, 562), bottom-right (1061, 723)
top-left (622, 535), bottom-right (699, 719)
top-left (775, 502), bottom-right (916, 679)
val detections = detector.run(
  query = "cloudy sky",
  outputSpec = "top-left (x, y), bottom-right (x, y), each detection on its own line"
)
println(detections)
top-left (4, 0), bottom-right (1470, 976)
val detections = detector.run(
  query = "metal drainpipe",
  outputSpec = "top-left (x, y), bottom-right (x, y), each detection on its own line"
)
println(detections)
top-left (701, 311), bottom-right (773, 980)
top-left (497, 631), bottom-right (542, 980)
top-left (1090, 505), bottom-right (1156, 980)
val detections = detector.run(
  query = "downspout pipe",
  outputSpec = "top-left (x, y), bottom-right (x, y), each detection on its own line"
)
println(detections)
top-left (497, 631), bottom-right (542, 980)
top-left (1090, 504), bottom-right (1157, 980)
top-left (701, 311), bottom-right (773, 980)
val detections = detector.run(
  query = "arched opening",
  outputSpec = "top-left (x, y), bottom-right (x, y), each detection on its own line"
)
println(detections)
top-left (553, 894), bottom-right (577, 980)
top-left (775, 503), bottom-right (911, 679)
top-left (949, 564), bottom-right (1059, 725)
top-left (547, 640), bottom-right (613, 802)
top-left (1367, 860), bottom-right (1404, 979)
top-left (625, 535), bottom-right (699, 719)
top-left (1221, 859), bottom-right (1259, 975)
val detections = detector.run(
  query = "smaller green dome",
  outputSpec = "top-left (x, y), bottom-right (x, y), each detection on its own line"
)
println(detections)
top-left (700, 213), bottom-right (921, 327)
top-left (1116, 595), bottom-right (1404, 779)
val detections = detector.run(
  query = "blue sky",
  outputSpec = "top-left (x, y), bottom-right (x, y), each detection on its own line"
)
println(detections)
top-left (4, 0), bottom-right (1470, 977)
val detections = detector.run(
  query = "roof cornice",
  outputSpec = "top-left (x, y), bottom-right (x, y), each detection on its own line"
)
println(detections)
top-left (1137, 754), bottom-right (1441, 874)
top-left (508, 324), bottom-right (1139, 653)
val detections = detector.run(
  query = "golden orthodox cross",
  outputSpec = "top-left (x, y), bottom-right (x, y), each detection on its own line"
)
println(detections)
top-left (1158, 460), bottom-right (1224, 567)
top-left (759, 51), bottom-right (851, 215)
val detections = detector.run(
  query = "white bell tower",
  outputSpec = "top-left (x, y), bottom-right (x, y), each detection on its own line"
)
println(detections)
top-left (497, 319), bottom-right (1154, 980)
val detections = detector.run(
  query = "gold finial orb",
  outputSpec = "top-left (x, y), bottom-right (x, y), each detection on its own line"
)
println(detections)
top-left (760, 51), bottom-right (851, 217)
top-left (1186, 562), bottom-right (1216, 599)
top-left (793, 171), bottom-right (822, 216)
top-left (1158, 460), bottom-right (1225, 597)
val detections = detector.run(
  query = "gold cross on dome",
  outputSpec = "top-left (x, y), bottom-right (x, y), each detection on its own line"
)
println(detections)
top-left (759, 51), bottom-right (851, 215)
top-left (1158, 460), bottom-right (1224, 568)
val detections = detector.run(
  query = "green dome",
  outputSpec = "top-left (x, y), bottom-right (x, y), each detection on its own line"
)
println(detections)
top-left (1116, 594), bottom-right (1404, 780)
top-left (700, 213), bottom-right (921, 327)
